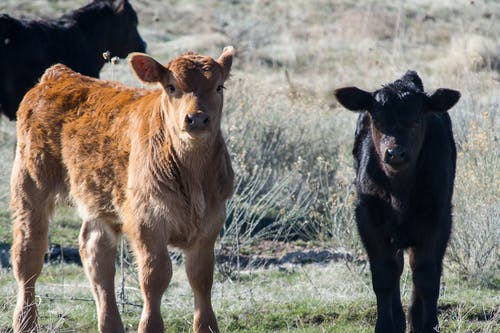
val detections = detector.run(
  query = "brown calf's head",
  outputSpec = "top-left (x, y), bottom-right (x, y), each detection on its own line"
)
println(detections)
top-left (130, 46), bottom-right (234, 145)
top-left (334, 71), bottom-right (460, 172)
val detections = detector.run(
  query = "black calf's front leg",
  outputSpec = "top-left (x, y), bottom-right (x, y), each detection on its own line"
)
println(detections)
top-left (392, 250), bottom-right (406, 333)
top-left (409, 248), bottom-right (443, 333)
top-left (370, 252), bottom-right (405, 333)
top-left (357, 204), bottom-right (406, 333)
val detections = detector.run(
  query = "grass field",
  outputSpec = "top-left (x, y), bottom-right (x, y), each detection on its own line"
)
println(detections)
top-left (0, 261), bottom-right (498, 332)
top-left (0, 0), bottom-right (499, 332)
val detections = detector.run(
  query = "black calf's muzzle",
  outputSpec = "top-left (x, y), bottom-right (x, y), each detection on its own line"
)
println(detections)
top-left (384, 146), bottom-right (407, 165)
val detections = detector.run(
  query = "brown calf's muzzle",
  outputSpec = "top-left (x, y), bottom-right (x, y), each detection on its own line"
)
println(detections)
top-left (185, 112), bottom-right (210, 132)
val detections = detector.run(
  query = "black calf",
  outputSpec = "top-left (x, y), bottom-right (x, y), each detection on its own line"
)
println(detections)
top-left (335, 71), bottom-right (460, 333)
top-left (0, 0), bottom-right (146, 120)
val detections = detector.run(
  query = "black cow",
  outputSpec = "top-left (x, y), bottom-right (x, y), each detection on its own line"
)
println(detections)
top-left (0, 0), bottom-right (146, 120)
top-left (334, 71), bottom-right (460, 333)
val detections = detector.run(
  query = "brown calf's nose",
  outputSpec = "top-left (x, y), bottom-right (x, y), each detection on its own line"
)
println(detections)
top-left (185, 113), bottom-right (209, 131)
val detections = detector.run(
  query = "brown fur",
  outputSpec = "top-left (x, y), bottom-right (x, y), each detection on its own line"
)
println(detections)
top-left (10, 47), bottom-right (235, 333)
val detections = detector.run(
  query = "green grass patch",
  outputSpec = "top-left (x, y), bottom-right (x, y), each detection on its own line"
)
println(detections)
top-left (1, 263), bottom-right (498, 332)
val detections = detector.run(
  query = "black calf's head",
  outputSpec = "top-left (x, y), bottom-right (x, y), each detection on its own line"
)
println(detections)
top-left (75, 0), bottom-right (146, 58)
top-left (105, 0), bottom-right (146, 56)
top-left (335, 71), bottom-right (460, 172)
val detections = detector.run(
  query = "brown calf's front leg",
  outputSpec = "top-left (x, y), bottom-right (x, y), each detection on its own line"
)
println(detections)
top-left (79, 218), bottom-right (124, 333)
top-left (184, 237), bottom-right (219, 333)
top-left (11, 168), bottom-right (54, 333)
top-left (127, 224), bottom-right (172, 333)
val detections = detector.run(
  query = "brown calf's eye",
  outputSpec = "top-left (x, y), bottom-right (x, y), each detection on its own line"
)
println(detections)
top-left (167, 84), bottom-right (175, 94)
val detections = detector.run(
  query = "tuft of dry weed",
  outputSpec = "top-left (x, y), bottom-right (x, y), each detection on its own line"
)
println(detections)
top-left (448, 111), bottom-right (499, 285)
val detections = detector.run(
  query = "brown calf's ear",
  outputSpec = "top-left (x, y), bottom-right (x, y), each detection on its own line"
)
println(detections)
top-left (129, 53), bottom-right (166, 84)
top-left (426, 89), bottom-right (461, 112)
top-left (217, 46), bottom-right (235, 82)
top-left (334, 87), bottom-right (374, 112)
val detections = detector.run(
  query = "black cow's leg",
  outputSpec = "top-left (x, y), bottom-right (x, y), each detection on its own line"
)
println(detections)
top-left (409, 247), bottom-right (444, 333)
top-left (356, 203), bottom-right (403, 333)
top-left (409, 288), bottom-right (424, 332)
top-left (370, 253), bottom-right (402, 333)
top-left (392, 250), bottom-right (406, 333)
top-left (408, 248), bottom-right (423, 332)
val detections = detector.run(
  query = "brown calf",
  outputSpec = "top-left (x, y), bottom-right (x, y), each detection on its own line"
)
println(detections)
top-left (10, 47), bottom-right (235, 333)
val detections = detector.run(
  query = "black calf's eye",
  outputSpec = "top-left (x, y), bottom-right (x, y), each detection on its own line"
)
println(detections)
top-left (217, 85), bottom-right (224, 93)
top-left (167, 84), bottom-right (175, 93)
top-left (374, 121), bottom-right (384, 129)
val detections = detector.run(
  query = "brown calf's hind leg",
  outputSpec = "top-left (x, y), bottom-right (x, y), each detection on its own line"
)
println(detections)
top-left (127, 225), bottom-right (172, 333)
top-left (79, 218), bottom-right (124, 333)
top-left (11, 169), bottom-right (54, 333)
top-left (184, 237), bottom-right (219, 333)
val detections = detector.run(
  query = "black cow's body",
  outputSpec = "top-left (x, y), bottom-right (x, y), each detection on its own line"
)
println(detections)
top-left (335, 72), bottom-right (460, 333)
top-left (0, 0), bottom-right (146, 120)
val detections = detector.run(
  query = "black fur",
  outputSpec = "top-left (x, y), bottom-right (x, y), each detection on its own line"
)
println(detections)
top-left (0, 0), bottom-right (146, 120)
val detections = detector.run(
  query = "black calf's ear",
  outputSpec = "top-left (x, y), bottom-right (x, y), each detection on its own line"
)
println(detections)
top-left (334, 87), bottom-right (374, 112)
top-left (110, 0), bottom-right (125, 13)
top-left (426, 89), bottom-right (461, 112)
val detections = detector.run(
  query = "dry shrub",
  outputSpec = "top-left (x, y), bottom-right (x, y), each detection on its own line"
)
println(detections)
top-left (334, 7), bottom-right (397, 42)
top-left (446, 34), bottom-right (500, 72)
top-left (448, 112), bottom-right (499, 285)
top-left (220, 74), bottom-right (358, 248)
